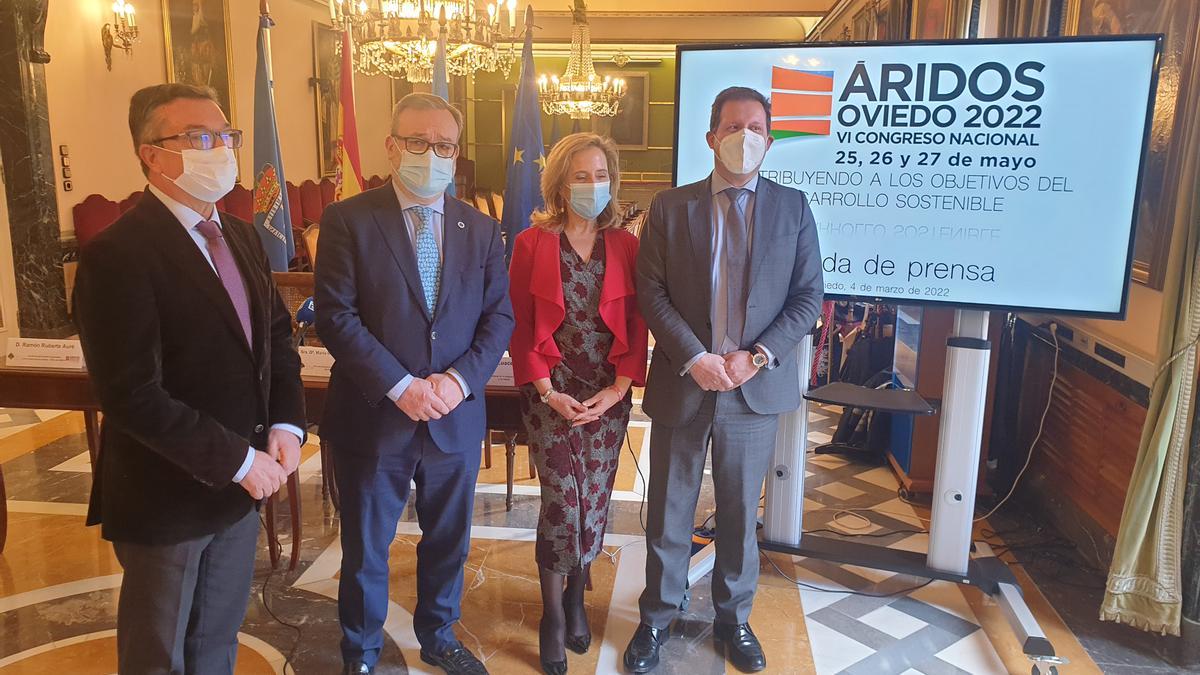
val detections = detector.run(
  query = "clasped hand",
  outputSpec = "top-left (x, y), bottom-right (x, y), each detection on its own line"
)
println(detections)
top-left (690, 351), bottom-right (759, 392)
top-left (239, 428), bottom-right (301, 500)
top-left (546, 386), bottom-right (623, 427)
top-left (396, 373), bottom-right (465, 422)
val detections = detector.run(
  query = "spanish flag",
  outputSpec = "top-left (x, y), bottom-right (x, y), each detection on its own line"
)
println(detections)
top-left (335, 29), bottom-right (363, 200)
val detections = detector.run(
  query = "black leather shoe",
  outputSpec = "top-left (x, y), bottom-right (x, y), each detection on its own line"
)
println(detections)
top-left (420, 642), bottom-right (489, 675)
top-left (342, 661), bottom-right (373, 675)
top-left (623, 623), bottom-right (670, 673)
top-left (713, 622), bottom-right (766, 673)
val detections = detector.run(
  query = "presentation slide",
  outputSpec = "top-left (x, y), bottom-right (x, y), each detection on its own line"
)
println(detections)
top-left (675, 37), bottom-right (1159, 317)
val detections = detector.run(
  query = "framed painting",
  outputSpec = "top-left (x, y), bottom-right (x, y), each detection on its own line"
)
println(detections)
top-left (854, 6), bottom-right (874, 40)
top-left (910, 0), bottom-right (951, 38)
top-left (162, 0), bottom-right (235, 123)
top-left (592, 70), bottom-right (649, 150)
top-left (1065, 0), bottom-right (1199, 289)
top-left (313, 22), bottom-right (340, 178)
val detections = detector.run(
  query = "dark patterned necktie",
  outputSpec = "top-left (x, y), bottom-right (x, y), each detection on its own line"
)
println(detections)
top-left (723, 187), bottom-right (750, 348)
top-left (195, 220), bottom-right (253, 345)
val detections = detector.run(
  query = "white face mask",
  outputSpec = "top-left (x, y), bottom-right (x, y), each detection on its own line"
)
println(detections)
top-left (161, 146), bottom-right (238, 203)
top-left (568, 181), bottom-right (611, 221)
top-left (395, 148), bottom-right (455, 199)
top-left (716, 129), bottom-right (768, 175)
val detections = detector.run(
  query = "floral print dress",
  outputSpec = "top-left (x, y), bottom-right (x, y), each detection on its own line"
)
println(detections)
top-left (519, 233), bottom-right (631, 574)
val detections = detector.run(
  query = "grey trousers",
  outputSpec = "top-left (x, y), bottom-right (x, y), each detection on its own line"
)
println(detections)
top-left (112, 507), bottom-right (260, 675)
top-left (639, 391), bottom-right (780, 627)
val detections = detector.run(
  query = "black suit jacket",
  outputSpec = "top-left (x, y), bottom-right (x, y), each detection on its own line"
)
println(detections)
top-left (73, 189), bottom-right (306, 544)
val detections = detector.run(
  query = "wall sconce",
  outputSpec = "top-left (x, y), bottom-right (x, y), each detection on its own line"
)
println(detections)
top-left (101, 0), bottom-right (139, 70)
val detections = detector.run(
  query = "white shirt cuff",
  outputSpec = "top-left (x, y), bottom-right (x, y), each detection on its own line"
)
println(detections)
top-left (446, 368), bottom-right (471, 398)
top-left (755, 343), bottom-right (779, 370)
top-left (271, 423), bottom-right (305, 444)
top-left (232, 447), bottom-right (255, 483)
top-left (386, 374), bottom-right (414, 402)
top-left (680, 352), bottom-right (706, 376)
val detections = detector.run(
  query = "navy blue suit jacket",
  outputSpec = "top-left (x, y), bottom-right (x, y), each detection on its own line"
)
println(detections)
top-left (314, 185), bottom-right (514, 457)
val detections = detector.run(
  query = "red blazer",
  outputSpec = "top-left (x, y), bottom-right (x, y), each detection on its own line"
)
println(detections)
top-left (509, 226), bottom-right (648, 387)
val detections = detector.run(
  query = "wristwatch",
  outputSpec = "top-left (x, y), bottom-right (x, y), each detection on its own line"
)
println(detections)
top-left (540, 388), bottom-right (557, 404)
top-left (751, 348), bottom-right (770, 369)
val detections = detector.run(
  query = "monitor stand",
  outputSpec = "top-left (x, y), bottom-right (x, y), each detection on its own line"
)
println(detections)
top-left (756, 311), bottom-right (1066, 675)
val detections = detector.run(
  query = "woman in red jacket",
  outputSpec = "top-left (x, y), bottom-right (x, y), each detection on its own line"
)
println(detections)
top-left (509, 133), bottom-right (648, 674)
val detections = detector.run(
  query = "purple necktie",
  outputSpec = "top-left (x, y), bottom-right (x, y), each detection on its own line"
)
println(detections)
top-left (195, 220), bottom-right (253, 345)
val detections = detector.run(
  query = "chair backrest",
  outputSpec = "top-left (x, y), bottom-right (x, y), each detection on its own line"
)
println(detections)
top-left (286, 181), bottom-right (304, 228)
top-left (473, 193), bottom-right (492, 218)
top-left (272, 271), bottom-right (322, 347)
top-left (298, 180), bottom-right (323, 225)
top-left (73, 194), bottom-right (122, 248)
top-left (222, 183), bottom-right (253, 223)
top-left (117, 191), bottom-right (142, 213)
top-left (302, 223), bottom-right (320, 270)
top-left (319, 178), bottom-right (336, 208)
top-left (489, 192), bottom-right (505, 221)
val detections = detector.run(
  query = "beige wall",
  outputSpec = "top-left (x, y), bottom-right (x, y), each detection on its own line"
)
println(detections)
top-left (45, 0), bottom-right (393, 239)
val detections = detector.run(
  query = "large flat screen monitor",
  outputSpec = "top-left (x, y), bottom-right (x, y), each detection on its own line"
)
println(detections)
top-left (674, 36), bottom-right (1161, 318)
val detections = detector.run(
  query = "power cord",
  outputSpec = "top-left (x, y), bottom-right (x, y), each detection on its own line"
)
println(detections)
top-left (601, 430), bottom-right (648, 563)
top-left (974, 321), bottom-right (1060, 523)
top-left (258, 513), bottom-right (303, 674)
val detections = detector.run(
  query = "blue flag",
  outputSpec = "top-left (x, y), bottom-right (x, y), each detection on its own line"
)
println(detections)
top-left (500, 8), bottom-right (544, 262)
top-left (252, 14), bottom-right (295, 272)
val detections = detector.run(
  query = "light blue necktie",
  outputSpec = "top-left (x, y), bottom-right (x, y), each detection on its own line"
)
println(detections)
top-left (411, 206), bottom-right (441, 314)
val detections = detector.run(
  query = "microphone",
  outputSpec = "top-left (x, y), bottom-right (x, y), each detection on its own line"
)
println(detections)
top-left (293, 297), bottom-right (315, 348)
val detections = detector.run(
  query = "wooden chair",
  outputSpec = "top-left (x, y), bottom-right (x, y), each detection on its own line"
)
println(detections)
top-left (301, 223), bottom-right (320, 270)
top-left (319, 178), bottom-right (337, 208)
top-left (484, 430), bottom-right (536, 512)
top-left (298, 180), bottom-right (324, 225)
top-left (117, 191), bottom-right (142, 213)
top-left (473, 193), bottom-right (492, 218)
top-left (488, 192), bottom-right (505, 222)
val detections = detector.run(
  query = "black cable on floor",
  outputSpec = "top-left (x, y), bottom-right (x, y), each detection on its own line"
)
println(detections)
top-left (625, 431), bottom-right (647, 535)
top-left (259, 513), bottom-right (303, 674)
top-left (802, 527), bottom-right (926, 539)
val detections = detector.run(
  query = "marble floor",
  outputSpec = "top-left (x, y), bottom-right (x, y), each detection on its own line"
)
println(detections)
top-left (0, 400), bottom-right (1180, 674)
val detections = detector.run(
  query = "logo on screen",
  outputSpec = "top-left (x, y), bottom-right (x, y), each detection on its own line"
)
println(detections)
top-left (770, 66), bottom-right (833, 139)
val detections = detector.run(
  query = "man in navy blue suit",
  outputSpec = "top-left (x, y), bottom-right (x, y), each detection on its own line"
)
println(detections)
top-left (315, 92), bottom-right (514, 675)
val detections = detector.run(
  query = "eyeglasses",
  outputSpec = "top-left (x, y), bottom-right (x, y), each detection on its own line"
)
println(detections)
top-left (392, 135), bottom-right (458, 159)
top-left (152, 128), bottom-right (243, 151)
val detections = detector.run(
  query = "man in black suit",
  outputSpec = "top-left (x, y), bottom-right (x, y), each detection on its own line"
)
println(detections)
top-left (73, 83), bottom-right (306, 675)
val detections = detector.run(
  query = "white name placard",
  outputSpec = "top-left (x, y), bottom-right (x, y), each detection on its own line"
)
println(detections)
top-left (488, 353), bottom-right (515, 387)
top-left (6, 338), bottom-right (86, 370)
top-left (299, 346), bottom-right (334, 378)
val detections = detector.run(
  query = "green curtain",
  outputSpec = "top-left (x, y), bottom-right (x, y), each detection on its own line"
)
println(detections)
top-left (1101, 65), bottom-right (1200, 636)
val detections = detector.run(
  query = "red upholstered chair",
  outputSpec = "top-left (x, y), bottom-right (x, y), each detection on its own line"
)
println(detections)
top-left (222, 184), bottom-right (253, 223)
top-left (73, 194), bottom-right (122, 248)
top-left (117, 191), bottom-right (142, 213)
top-left (286, 182), bottom-right (303, 227)
top-left (298, 180), bottom-right (323, 225)
top-left (319, 178), bottom-right (336, 209)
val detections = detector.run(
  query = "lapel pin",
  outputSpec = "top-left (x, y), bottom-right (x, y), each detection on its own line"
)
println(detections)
top-left (457, 221), bottom-right (466, 229)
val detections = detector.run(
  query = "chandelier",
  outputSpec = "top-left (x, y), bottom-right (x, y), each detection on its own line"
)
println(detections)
top-left (329, 0), bottom-right (517, 83)
top-left (537, 0), bottom-right (624, 119)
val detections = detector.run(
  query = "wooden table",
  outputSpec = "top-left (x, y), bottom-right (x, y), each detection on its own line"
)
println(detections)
top-left (0, 366), bottom-right (522, 560)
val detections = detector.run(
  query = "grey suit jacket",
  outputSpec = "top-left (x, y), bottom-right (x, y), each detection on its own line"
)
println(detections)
top-left (636, 175), bottom-right (824, 427)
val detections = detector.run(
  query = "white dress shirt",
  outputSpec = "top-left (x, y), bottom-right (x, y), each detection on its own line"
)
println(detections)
top-left (680, 172), bottom-right (776, 375)
top-left (147, 184), bottom-right (305, 483)
top-left (384, 179), bottom-right (471, 403)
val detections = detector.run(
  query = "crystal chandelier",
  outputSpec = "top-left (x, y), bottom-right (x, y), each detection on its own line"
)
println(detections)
top-left (329, 0), bottom-right (517, 83)
top-left (537, 0), bottom-right (625, 119)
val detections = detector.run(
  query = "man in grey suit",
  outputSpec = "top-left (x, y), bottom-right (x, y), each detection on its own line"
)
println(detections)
top-left (625, 86), bottom-right (823, 673)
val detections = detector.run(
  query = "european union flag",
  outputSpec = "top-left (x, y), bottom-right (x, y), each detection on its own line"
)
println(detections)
top-left (252, 14), bottom-right (294, 271)
top-left (500, 6), bottom-right (544, 262)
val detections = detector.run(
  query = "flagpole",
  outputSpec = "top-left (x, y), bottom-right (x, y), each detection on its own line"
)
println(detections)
top-left (260, 1), bottom-right (273, 82)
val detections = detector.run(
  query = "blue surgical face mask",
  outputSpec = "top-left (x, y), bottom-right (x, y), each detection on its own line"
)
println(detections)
top-left (568, 181), bottom-right (611, 221)
top-left (395, 148), bottom-right (455, 199)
